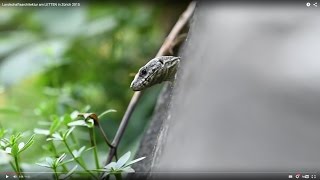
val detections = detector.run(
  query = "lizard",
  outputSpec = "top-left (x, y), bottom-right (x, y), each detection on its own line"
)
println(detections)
top-left (130, 56), bottom-right (181, 91)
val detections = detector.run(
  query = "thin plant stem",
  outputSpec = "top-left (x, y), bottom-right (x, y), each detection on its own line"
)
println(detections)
top-left (70, 130), bottom-right (86, 168)
top-left (114, 173), bottom-right (122, 180)
top-left (10, 161), bottom-right (17, 174)
top-left (70, 133), bottom-right (80, 147)
top-left (97, 123), bottom-right (113, 148)
top-left (89, 128), bottom-right (100, 169)
top-left (50, 141), bottom-right (58, 155)
top-left (98, 109), bottom-right (116, 119)
top-left (114, 148), bottom-right (118, 161)
top-left (63, 139), bottom-right (98, 180)
top-left (50, 142), bottom-right (68, 172)
top-left (105, 92), bottom-right (141, 164)
top-left (53, 167), bottom-right (59, 180)
top-left (14, 156), bottom-right (23, 180)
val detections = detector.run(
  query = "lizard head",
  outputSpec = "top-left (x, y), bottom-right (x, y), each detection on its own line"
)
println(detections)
top-left (130, 57), bottom-right (165, 91)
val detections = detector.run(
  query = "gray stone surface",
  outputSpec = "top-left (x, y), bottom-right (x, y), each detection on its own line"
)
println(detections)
top-left (134, 2), bottom-right (320, 178)
top-left (131, 84), bottom-right (173, 179)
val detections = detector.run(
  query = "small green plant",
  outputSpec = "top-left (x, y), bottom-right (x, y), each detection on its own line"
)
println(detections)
top-left (100, 151), bottom-right (146, 180)
top-left (0, 132), bottom-right (35, 180)
top-left (0, 107), bottom-right (146, 180)
top-left (36, 153), bottom-right (76, 180)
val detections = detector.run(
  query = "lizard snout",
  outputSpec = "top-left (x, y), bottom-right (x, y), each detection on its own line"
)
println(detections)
top-left (130, 80), bottom-right (141, 91)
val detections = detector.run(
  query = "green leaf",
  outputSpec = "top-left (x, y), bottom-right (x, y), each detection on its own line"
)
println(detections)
top-left (0, 138), bottom-right (9, 148)
top-left (67, 120), bottom-right (86, 127)
top-left (101, 172), bottom-right (110, 179)
top-left (63, 127), bottom-right (75, 140)
top-left (59, 165), bottom-right (78, 179)
top-left (18, 142), bottom-right (24, 151)
top-left (68, 119), bottom-right (94, 128)
top-left (33, 128), bottom-right (50, 136)
top-left (61, 114), bottom-right (72, 125)
top-left (122, 166), bottom-right (135, 173)
top-left (54, 153), bottom-right (66, 166)
top-left (86, 119), bottom-right (94, 128)
top-left (11, 143), bottom-right (19, 156)
top-left (84, 146), bottom-right (95, 152)
top-left (92, 169), bottom-right (107, 172)
top-left (115, 151), bottom-right (131, 169)
top-left (124, 156), bottom-right (146, 167)
top-left (49, 116), bottom-right (63, 134)
top-left (98, 109), bottom-right (117, 119)
top-left (10, 133), bottom-right (22, 145)
top-left (36, 162), bottom-right (51, 168)
top-left (47, 132), bottom-right (63, 141)
top-left (9, 135), bottom-right (15, 144)
top-left (104, 162), bottom-right (117, 171)
top-left (72, 146), bottom-right (85, 158)
top-left (18, 134), bottom-right (35, 153)
top-left (60, 158), bottom-right (74, 166)
top-left (70, 110), bottom-right (79, 120)
top-left (0, 129), bottom-right (7, 138)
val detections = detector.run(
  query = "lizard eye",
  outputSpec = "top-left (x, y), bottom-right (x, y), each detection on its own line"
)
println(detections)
top-left (140, 69), bottom-right (147, 76)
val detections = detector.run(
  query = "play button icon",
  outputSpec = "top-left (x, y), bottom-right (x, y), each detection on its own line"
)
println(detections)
top-left (5, 175), bottom-right (9, 178)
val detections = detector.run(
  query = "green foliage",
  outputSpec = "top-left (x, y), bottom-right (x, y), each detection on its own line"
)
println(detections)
top-left (36, 153), bottom-right (72, 169)
top-left (101, 151), bottom-right (146, 179)
top-left (0, 3), bottom-right (174, 161)
top-left (0, 132), bottom-right (35, 179)
top-left (0, 110), bottom-right (146, 179)
top-left (0, 2), bottom-right (181, 179)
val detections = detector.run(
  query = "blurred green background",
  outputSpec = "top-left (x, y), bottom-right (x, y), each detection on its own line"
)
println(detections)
top-left (0, 3), bottom-right (184, 171)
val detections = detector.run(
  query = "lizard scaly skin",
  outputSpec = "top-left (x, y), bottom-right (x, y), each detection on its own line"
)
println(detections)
top-left (130, 56), bottom-right (180, 91)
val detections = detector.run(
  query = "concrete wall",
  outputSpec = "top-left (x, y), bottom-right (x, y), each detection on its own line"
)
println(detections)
top-left (133, 2), bottom-right (320, 179)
